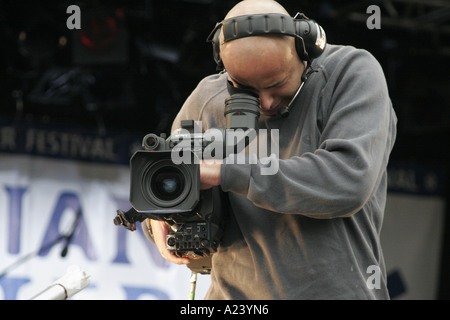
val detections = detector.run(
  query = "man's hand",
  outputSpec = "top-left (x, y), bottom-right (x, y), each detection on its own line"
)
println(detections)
top-left (150, 219), bottom-right (191, 265)
top-left (148, 159), bottom-right (222, 265)
top-left (200, 159), bottom-right (223, 190)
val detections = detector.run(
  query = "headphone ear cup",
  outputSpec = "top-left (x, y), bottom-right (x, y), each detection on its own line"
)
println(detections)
top-left (294, 19), bottom-right (326, 62)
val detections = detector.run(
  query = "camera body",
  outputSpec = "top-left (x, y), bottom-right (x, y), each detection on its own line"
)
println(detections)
top-left (129, 120), bottom-right (226, 260)
top-left (114, 92), bottom-right (260, 273)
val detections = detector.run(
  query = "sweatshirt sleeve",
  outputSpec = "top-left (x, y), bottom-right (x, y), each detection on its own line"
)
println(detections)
top-left (171, 73), bottom-right (229, 133)
top-left (220, 48), bottom-right (397, 218)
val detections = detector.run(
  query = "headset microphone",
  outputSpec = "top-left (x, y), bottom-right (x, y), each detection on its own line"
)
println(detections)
top-left (276, 63), bottom-right (314, 118)
top-left (276, 81), bottom-right (303, 118)
top-left (277, 107), bottom-right (290, 118)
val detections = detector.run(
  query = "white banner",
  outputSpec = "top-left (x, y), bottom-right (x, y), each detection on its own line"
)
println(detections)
top-left (0, 122), bottom-right (211, 300)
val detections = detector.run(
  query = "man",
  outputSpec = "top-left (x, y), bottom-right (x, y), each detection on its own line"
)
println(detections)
top-left (147, 0), bottom-right (397, 299)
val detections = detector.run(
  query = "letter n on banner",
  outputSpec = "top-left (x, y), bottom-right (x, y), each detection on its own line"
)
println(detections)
top-left (38, 192), bottom-right (97, 260)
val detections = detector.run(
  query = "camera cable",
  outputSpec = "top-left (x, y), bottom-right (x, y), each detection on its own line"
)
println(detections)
top-left (189, 271), bottom-right (198, 300)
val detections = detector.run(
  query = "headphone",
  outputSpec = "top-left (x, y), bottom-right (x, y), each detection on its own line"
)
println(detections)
top-left (207, 12), bottom-right (327, 70)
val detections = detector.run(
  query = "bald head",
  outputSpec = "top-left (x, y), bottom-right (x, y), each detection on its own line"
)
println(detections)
top-left (224, 0), bottom-right (289, 19)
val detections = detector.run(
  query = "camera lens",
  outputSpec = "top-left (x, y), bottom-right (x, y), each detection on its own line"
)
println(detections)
top-left (140, 159), bottom-right (192, 208)
top-left (224, 93), bottom-right (260, 130)
top-left (152, 167), bottom-right (185, 201)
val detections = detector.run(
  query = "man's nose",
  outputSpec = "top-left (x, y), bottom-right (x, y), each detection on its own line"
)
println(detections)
top-left (259, 92), bottom-right (274, 111)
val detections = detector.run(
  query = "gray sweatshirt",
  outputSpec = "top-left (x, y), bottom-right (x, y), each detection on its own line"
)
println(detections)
top-left (171, 44), bottom-right (397, 299)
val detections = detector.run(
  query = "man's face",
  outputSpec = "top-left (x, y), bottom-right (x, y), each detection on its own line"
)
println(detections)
top-left (221, 35), bottom-right (304, 116)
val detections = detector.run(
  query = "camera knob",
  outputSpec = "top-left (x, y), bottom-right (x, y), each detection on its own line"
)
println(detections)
top-left (142, 134), bottom-right (160, 150)
top-left (167, 236), bottom-right (176, 247)
top-left (200, 239), bottom-right (209, 248)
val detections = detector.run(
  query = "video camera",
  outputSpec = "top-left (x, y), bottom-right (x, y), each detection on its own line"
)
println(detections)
top-left (114, 88), bottom-right (260, 273)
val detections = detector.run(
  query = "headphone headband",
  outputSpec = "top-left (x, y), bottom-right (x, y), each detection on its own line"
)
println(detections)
top-left (221, 13), bottom-right (297, 42)
top-left (207, 12), bottom-right (326, 70)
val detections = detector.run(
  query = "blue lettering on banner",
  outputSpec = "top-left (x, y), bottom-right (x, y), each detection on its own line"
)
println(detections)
top-left (0, 121), bottom-right (141, 166)
top-left (0, 277), bottom-right (31, 300)
top-left (5, 186), bottom-right (28, 254)
top-left (38, 192), bottom-right (97, 260)
top-left (387, 161), bottom-right (446, 197)
top-left (122, 285), bottom-right (170, 300)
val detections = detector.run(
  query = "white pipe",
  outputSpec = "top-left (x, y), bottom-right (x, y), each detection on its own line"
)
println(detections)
top-left (31, 266), bottom-right (90, 300)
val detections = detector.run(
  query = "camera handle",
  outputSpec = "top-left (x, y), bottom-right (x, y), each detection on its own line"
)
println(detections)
top-left (114, 207), bottom-right (148, 231)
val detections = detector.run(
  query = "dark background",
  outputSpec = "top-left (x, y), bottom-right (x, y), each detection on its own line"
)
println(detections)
top-left (1, 0), bottom-right (449, 298)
